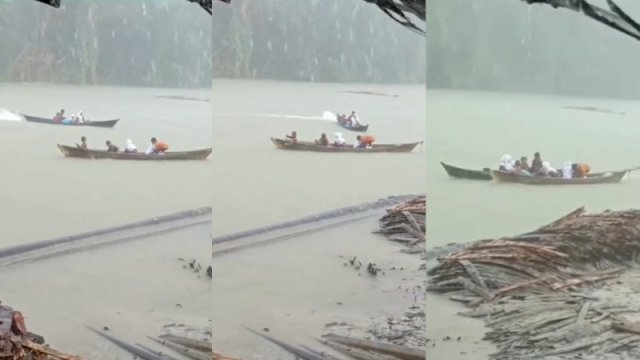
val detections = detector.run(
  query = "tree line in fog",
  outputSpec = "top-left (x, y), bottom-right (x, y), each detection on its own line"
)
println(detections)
top-left (212, 0), bottom-right (426, 84)
top-left (0, 0), bottom-right (211, 88)
top-left (0, 0), bottom-right (424, 87)
top-left (427, 0), bottom-right (640, 99)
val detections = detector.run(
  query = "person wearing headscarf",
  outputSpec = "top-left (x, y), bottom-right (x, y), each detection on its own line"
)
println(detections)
top-left (333, 132), bottom-right (346, 146)
top-left (562, 161), bottom-right (573, 179)
top-left (541, 161), bottom-right (558, 177)
top-left (499, 154), bottom-right (514, 172)
top-left (124, 139), bottom-right (138, 153)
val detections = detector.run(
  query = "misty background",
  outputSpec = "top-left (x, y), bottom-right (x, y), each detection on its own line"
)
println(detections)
top-left (428, 0), bottom-right (640, 99)
top-left (212, 0), bottom-right (426, 83)
top-left (0, 0), bottom-right (211, 88)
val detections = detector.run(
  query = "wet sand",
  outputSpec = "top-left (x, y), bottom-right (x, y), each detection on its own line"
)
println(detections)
top-left (0, 217), bottom-right (210, 358)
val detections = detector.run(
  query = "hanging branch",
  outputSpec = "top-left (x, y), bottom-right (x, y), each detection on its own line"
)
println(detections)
top-left (30, 0), bottom-right (226, 15)
top-left (523, 0), bottom-right (640, 42)
top-left (364, 0), bottom-right (425, 35)
top-left (32, 0), bottom-right (60, 7)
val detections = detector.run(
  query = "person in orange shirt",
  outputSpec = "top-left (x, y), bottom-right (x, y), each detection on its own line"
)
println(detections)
top-left (572, 163), bottom-right (591, 178)
top-left (146, 137), bottom-right (169, 154)
top-left (355, 134), bottom-right (375, 148)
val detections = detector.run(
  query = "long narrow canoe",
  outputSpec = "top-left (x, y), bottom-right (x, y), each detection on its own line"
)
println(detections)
top-left (270, 137), bottom-right (421, 153)
top-left (336, 114), bottom-right (369, 132)
top-left (441, 162), bottom-right (492, 181)
top-left (57, 144), bottom-right (211, 160)
top-left (23, 114), bottom-right (119, 128)
top-left (490, 169), bottom-right (629, 185)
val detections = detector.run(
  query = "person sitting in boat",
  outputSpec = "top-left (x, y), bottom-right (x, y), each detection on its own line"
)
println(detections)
top-left (538, 161), bottom-right (559, 177)
top-left (498, 154), bottom-right (514, 172)
top-left (520, 156), bottom-right (530, 172)
top-left (530, 152), bottom-right (543, 173)
top-left (124, 139), bottom-right (138, 153)
top-left (333, 132), bottom-right (347, 147)
top-left (354, 134), bottom-right (375, 148)
top-left (572, 163), bottom-right (591, 178)
top-left (76, 136), bottom-right (88, 150)
top-left (105, 140), bottom-right (119, 152)
top-left (315, 133), bottom-right (329, 146)
top-left (285, 131), bottom-right (298, 144)
top-left (512, 160), bottom-right (530, 175)
top-left (76, 110), bottom-right (86, 123)
top-left (347, 111), bottom-right (360, 127)
top-left (62, 114), bottom-right (76, 125)
top-left (146, 137), bottom-right (169, 154)
top-left (562, 161), bottom-right (573, 179)
top-left (53, 109), bottom-right (65, 122)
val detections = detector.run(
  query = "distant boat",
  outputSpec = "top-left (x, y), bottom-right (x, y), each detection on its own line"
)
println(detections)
top-left (270, 137), bottom-right (421, 153)
top-left (440, 162), bottom-right (492, 181)
top-left (57, 144), bottom-right (211, 161)
top-left (336, 113), bottom-right (369, 132)
top-left (22, 114), bottom-right (119, 128)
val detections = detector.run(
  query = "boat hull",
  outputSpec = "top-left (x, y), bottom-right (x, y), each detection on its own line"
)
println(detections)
top-left (490, 169), bottom-right (628, 185)
top-left (441, 162), bottom-right (492, 180)
top-left (23, 114), bottom-right (119, 128)
top-left (270, 138), bottom-right (420, 153)
top-left (57, 144), bottom-right (211, 160)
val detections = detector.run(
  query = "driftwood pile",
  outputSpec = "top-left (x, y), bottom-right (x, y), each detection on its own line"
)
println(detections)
top-left (375, 195), bottom-right (425, 252)
top-left (428, 207), bottom-right (640, 359)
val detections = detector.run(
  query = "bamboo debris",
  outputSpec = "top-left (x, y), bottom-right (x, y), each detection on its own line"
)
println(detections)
top-left (428, 207), bottom-right (640, 359)
top-left (375, 196), bottom-right (425, 249)
top-left (322, 334), bottom-right (425, 360)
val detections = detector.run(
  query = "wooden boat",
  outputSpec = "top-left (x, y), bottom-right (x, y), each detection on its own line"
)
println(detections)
top-left (336, 114), bottom-right (369, 132)
top-left (490, 169), bottom-right (629, 185)
top-left (270, 137), bottom-right (421, 153)
top-left (23, 114), bottom-right (119, 128)
top-left (57, 144), bottom-right (211, 160)
top-left (441, 162), bottom-right (492, 181)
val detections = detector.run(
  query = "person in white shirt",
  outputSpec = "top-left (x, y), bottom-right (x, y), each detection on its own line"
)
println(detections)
top-left (499, 154), bottom-right (514, 172)
top-left (562, 161), bottom-right (573, 179)
top-left (77, 111), bottom-right (86, 122)
top-left (124, 139), bottom-right (138, 153)
top-left (333, 132), bottom-right (346, 146)
top-left (347, 111), bottom-right (360, 126)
